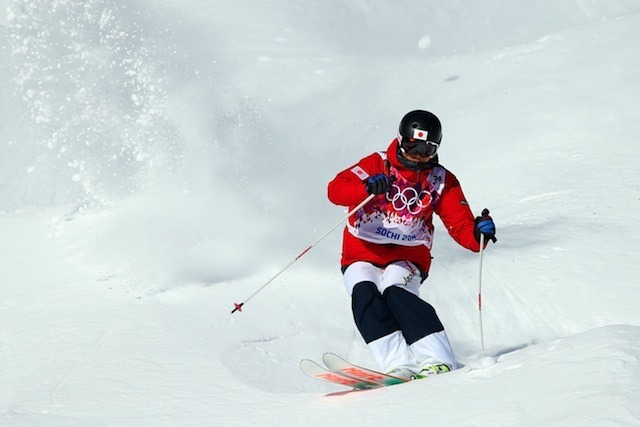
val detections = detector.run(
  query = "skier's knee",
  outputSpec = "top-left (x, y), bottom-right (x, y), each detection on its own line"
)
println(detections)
top-left (383, 285), bottom-right (415, 300)
top-left (352, 282), bottom-right (381, 323)
top-left (351, 282), bottom-right (398, 343)
top-left (383, 286), bottom-right (444, 344)
top-left (352, 281), bottom-right (379, 304)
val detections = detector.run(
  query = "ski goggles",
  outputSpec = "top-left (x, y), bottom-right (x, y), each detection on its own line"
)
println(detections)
top-left (399, 137), bottom-right (440, 158)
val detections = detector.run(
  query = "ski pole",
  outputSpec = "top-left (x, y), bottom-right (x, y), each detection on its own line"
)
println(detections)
top-left (478, 231), bottom-right (486, 352)
top-left (231, 193), bottom-right (376, 314)
top-left (477, 207), bottom-right (493, 352)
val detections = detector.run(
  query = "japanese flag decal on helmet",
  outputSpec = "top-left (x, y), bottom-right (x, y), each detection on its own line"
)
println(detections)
top-left (412, 128), bottom-right (428, 141)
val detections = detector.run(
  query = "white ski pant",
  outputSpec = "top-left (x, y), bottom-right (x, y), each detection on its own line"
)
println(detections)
top-left (344, 261), bottom-right (457, 372)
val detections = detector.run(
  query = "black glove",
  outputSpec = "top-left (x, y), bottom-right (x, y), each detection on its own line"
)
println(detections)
top-left (364, 174), bottom-right (390, 195)
top-left (474, 209), bottom-right (497, 243)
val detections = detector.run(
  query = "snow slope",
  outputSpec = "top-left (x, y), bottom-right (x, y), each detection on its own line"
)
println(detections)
top-left (1, 1), bottom-right (640, 425)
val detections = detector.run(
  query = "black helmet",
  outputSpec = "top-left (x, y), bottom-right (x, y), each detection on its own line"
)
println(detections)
top-left (397, 110), bottom-right (442, 158)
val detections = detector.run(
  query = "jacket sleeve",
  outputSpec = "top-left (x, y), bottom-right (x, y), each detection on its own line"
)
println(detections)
top-left (328, 153), bottom-right (384, 207)
top-left (435, 172), bottom-right (482, 252)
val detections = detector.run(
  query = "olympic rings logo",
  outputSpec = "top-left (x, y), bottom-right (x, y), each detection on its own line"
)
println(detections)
top-left (385, 184), bottom-right (431, 215)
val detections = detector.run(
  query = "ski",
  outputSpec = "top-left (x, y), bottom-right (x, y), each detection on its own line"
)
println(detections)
top-left (299, 359), bottom-right (379, 390)
top-left (300, 353), bottom-right (410, 390)
top-left (322, 352), bottom-right (409, 387)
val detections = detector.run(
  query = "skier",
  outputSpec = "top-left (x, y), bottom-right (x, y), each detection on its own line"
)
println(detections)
top-left (327, 110), bottom-right (496, 380)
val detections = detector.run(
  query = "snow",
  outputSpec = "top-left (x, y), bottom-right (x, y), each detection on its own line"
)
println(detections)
top-left (1, 0), bottom-right (640, 425)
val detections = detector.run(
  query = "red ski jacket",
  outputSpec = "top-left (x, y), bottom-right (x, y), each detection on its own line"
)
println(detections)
top-left (327, 139), bottom-right (481, 275)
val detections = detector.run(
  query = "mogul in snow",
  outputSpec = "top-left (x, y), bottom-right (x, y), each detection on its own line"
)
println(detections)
top-left (327, 110), bottom-right (496, 380)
